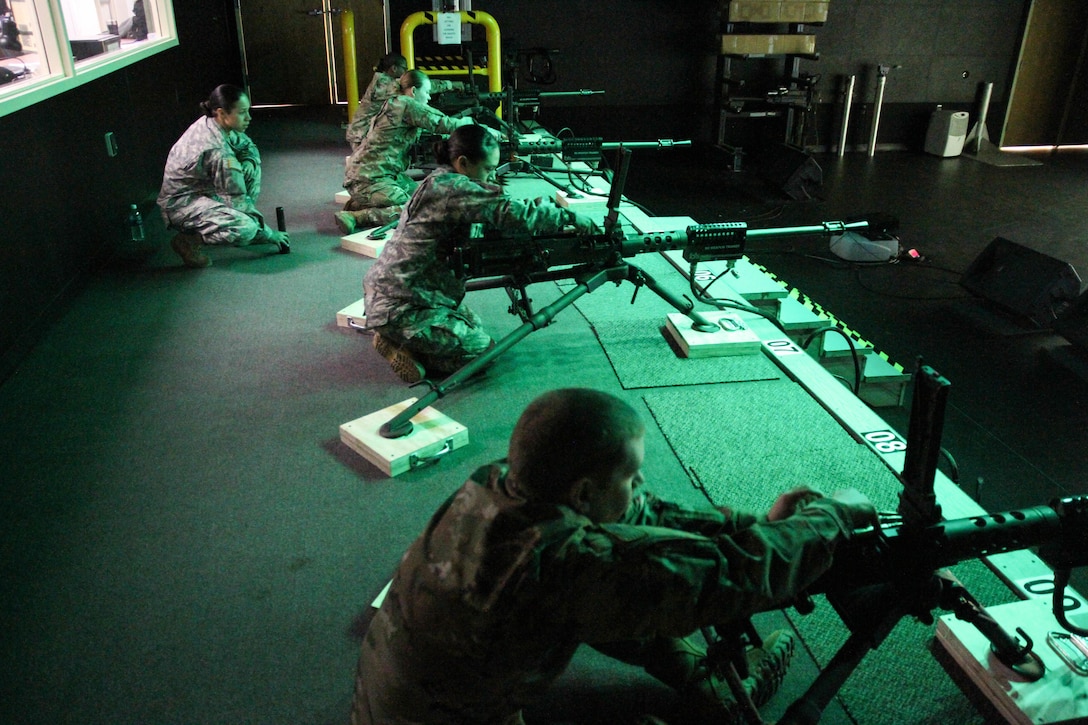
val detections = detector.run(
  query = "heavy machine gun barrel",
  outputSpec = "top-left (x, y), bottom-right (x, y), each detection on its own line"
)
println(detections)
top-left (818, 498), bottom-right (1088, 602)
top-left (476, 88), bottom-right (605, 103)
top-left (508, 134), bottom-right (690, 158)
top-left (448, 219), bottom-right (873, 281)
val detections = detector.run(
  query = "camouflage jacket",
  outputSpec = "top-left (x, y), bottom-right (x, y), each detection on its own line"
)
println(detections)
top-left (347, 74), bottom-right (458, 148)
top-left (362, 164), bottom-right (575, 328)
top-left (354, 462), bottom-right (868, 724)
top-left (344, 94), bottom-right (463, 189)
top-left (157, 116), bottom-right (260, 224)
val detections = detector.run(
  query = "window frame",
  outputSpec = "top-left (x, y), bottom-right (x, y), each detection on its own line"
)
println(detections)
top-left (0, 0), bottom-right (178, 119)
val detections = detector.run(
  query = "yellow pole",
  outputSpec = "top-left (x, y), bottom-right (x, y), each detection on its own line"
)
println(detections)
top-left (341, 10), bottom-right (359, 119)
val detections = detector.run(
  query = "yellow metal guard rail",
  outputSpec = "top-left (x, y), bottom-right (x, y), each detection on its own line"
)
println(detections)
top-left (399, 10), bottom-right (502, 94)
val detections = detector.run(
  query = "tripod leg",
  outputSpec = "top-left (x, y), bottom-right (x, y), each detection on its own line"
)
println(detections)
top-left (379, 267), bottom-right (618, 439)
top-left (624, 263), bottom-right (720, 332)
top-left (777, 625), bottom-right (879, 725)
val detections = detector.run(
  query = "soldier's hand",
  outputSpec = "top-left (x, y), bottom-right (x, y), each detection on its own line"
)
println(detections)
top-left (829, 488), bottom-right (877, 527)
top-left (767, 486), bottom-right (823, 521)
top-left (571, 212), bottom-right (598, 236)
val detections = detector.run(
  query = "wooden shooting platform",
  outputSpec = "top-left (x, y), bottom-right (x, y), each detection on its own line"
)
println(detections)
top-left (664, 310), bottom-right (761, 358)
top-left (936, 598), bottom-right (1088, 724)
top-left (340, 398), bottom-right (469, 477)
top-left (340, 228), bottom-right (387, 258)
top-left (336, 298), bottom-right (366, 331)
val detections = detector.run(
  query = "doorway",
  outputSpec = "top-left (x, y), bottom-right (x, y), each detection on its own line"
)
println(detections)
top-left (1002, 0), bottom-right (1088, 146)
top-left (235, 0), bottom-right (389, 108)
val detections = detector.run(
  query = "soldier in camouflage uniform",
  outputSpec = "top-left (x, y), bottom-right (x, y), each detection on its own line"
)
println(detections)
top-left (158, 84), bottom-right (290, 268)
top-left (337, 70), bottom-right (474, 234)
top-left (345, 54), bottom-right (466, 150)
top-left (352, 388), bottom-right (877, 724)
top-left (363, 125), bottom-right (597, 383)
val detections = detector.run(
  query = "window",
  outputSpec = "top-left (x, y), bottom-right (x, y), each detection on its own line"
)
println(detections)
top-left (0, 0), bottom-right (177, 118)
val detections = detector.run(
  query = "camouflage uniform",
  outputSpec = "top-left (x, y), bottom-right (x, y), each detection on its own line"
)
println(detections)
top-left (352, 461), bottom-right (869, 725)
top-left (346, 74), bottom-right (459, 150)
top-left (363, 164), bottom-right (577, 373)
top-left (342, 94), bottom-right (466, 226)
top-left (157, 116), bottom-right (267, 245)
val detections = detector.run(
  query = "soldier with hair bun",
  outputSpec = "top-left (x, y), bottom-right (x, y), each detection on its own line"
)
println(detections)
top-left (337, 70), bottom-right (476, 233)
top-left (362, 124), bottom-right (597, 383)
top-left (157, 84), bottom-right (289, 268)
top-left (345, 54), bottom-right (465, 150)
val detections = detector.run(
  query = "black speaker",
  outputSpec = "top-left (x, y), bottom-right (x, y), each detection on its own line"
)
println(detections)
top-left (750, 143), bottom-right (822, 200)
top-left (959, 237), bottom-right (1082, 328)
top-left (1055, 291), bottom-right (1088, 351)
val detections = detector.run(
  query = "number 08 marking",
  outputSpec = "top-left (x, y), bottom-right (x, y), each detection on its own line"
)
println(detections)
top-left (862, 429), bottom-right (906, 455)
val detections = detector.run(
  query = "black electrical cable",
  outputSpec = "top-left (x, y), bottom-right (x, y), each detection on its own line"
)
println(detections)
top-left (853, 261), bottom-right (974, 302)
top-left (939, 446), bottom-right (960, 484)
top-left (656, 252), bottom-right (788, 336)
top-left (801, 326), bottom-right (862, 394)
top-left (524, 161), bottom-right (583, 197)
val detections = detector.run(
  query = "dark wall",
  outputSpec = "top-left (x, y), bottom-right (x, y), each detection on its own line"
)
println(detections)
top-left (0, 0), bottom-right (241, 380)
top-left (806, 0), bottom-right (1029, 151)
top-left (389, 0), bottom-right (1029, 147)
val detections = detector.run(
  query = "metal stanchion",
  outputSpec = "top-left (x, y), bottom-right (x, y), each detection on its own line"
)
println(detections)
top-left (867, 65), bottom-right (890, 158)
top-left (968, 81), bottom-right (993, 154)
top-left (838, 74), bottom-right (855, 157)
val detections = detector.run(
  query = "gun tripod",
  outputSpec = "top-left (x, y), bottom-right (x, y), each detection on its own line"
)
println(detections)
top-left (378, 144), bottom-right (724, 439)
top-left (378, 254), bottom-right (718, 439)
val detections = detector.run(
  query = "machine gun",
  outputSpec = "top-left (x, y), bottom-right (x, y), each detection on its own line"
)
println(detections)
top-left (451, 101), bottom-right (690, 166)
top-left (376, 146), bottom-right (876, 439)
top-left (705, 361), bottom-right (1088, 724)
top-left (478, 87), bottom-right (605, 129)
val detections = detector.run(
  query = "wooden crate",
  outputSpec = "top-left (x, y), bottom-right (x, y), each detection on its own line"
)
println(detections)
top-left (936, 598), bottom-right (1088, 724)
top-left (665, 310), bottom-right (762, 358)
top-left (336, 297), bottom-right (367, 332)
top-left (340, 398), bottom-right (469, 477)
top-left (341, 228), bottom-right (388, 258)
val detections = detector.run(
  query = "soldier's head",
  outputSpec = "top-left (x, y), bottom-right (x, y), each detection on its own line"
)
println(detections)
top-left (508, 389), bottom-right (645, 523)
top-left (400, 70), bottom-right (433, 104)
top-left (436, 125), bottom-right (499, 183)
top-left (201, 84), bottom-right (251, 133)
top-left (377, 53), bottom-right (408, 78)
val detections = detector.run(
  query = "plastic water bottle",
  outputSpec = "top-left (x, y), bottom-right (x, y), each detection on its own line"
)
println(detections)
top-left (128, 204), bottom-right (145, 243)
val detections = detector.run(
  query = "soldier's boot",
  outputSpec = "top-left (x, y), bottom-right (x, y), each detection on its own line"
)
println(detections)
top-left (334, 207), bottom-right (399, 235)
top-left (745, 629), bottom-right (795, 707)
top-left (334, 210), bottom-right (357, 235)
top-left (372, 332), bottom-right (425, 384)
top-left (646, 631), bottom-right (795, 724)
top-left (171, 232), bottom-right (211, 268)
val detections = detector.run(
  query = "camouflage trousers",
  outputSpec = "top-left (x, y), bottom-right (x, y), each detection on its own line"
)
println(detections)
top-left (342, 174), bottom-right (415, 226)
top-left (373, 301), bottom-right (494, 374)
top-left (165, 196), bottom-right (265, 246)
top-left (346, 174), bottom-right (416, 209)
